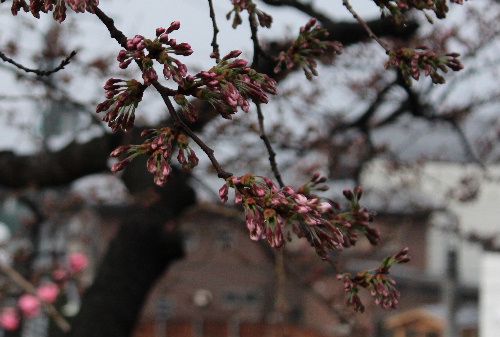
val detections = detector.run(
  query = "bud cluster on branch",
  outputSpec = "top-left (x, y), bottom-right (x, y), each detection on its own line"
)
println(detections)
top-left (338, 247), bottom-right (410, 312)
top-left (186, 50), bottom-right (278, 119)
top-left (117, 21), bottom-right (193, 85)
top-left (227, 0), bottom-right (273, 29)
top-left (219, 174), bottom-right (380, 258)
top-left (4, 0), bottom-right (98, 22)
top-left (110, 128), bottom-right (198, 186)
top-left (96, 78), bottom-right (146, 132)
top-left (373, 0), bottom-right (465, 24)
top-left (275, 18), bottom-right (343, 80)
top-left (386, 46), bottom-right (463, 85)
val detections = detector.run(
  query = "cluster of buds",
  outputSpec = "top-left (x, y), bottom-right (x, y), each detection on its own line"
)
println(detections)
top-left (274, 18), bottom-right (343, 80)
top-left (96, 78), bottom-right (145, 132)
top-left (219, 174), bottom-right (380, 258)
top-left (0, 252), bottom-right (89, 331)
top-left (110, 128), bottom-right (198, 186)
top-left (297, 185), bottom-right (380, 258)
top-left (386, 47), bottom-right (463, 85)
top-left (66, 0), bottom-right (98, 12)
top-left (186, 50), bottom-right (277, 119)
top-left (5, 0), bottom-right (98, 22)
top-left (373, 0), bottom-right (464, 24)
top-left (226, 0), bottom-right (272, 29)
top-left (338, 247), bottom-right (410, 312)
top-left (116, 22), bottom-right (193, 85)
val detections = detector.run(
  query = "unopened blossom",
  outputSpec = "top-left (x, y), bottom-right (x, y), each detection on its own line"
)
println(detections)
top-left (0, 308), bottom-right (20, 331)
top-left (37, 283), bottom-right (60, 304)
top-left (275, 18), bottom-right (343, 80)
top-left (189, 50), bottom-right (278, 119)
top-left (18, 294), bottom-right (41, 318)
top-left (386, 46), bottom-right (463, 85)
top-left (69, 252), bottom-right (89, 273)
top-left (96, 78), bottom-right (145, 132)
top-left (110, 128), bottom-right (199, 186)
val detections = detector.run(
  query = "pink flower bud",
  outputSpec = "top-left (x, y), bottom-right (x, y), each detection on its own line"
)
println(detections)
top-left (229, 59), bottom-right (248, 69)
top-left (159, 34), bottom-right (170, 43)
top-left (147, 156), bottom-right (158, 174)
top-left (219, 184), bottom-right (229, 203)
top-left (18, 295), bottom-right (41, 318)
top-left (111, 159), bottom-right (130, 173)
top-left (318, 202), bottom-right (333, 213)
top-left (37, 283), bottom-right (60, 304)
top-left (167, 21), bottom-right (181, 33)
top-left (110, 145), bottom-right (131, 158)
top-left (0, 308), bottom-right (20, 331)
top-left (343, 189), bottom-right (354, 201)
top-left (156, 27), bottom-right (166, 37)
top-left (223, 50), bottom-right (242, 60)
top-left (69, 252), bottom-right (89, 274)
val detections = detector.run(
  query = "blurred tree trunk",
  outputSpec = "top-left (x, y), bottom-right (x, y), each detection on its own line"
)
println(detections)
top-left (49, 170), bottom-right (196, 337)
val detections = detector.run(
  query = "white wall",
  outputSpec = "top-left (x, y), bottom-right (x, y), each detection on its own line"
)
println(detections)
top-left (480, 252), bottom-right (500, 337)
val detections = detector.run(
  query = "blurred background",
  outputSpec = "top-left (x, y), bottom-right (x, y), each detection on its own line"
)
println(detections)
top-left (0, 1), bottom-right (499, 337)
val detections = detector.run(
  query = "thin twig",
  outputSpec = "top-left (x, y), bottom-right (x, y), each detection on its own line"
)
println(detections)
top-left (342, 0), bottom-right (390, 52)
top-left (248, 14), bottom-right (285, 187)
top-left (249, 12), bottom-right (262, 67)
top-left (0, 262), bottom-right (71, 333)
top-left (0, 50), bottom-right (77, 76)
top-left (256, 104), bottom-right (285, 187)
top-left (207, 0), bottom-right (221, 63)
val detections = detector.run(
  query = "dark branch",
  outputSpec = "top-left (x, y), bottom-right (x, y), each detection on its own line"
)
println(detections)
top-left (248, 13), bottom-right (285, 187)
top-left (207, 0), bottom-right (221, 62)
top-left (0, 50), bottom-right (77, 76)
top-left (0, 133), bottom-right (120, 188)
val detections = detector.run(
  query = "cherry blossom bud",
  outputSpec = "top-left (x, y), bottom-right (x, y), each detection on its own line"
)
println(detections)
top-left (166, 21), bottom-right (181, 33)
top-left (18, 295), bottom-right (40, 318)
top-left (111, 159), bottom-right (130, 173)
top-left (0, 308), bottom-right (20, 331)
top-left (69, 252), bottom-right (89, 273)
top-left (343, 189), bottom-right (354, 201)
top-left (219, 184), bottom-right (229, 203)
top-left (156, 27), bottom-right (166, 36)
top-left (222, 50), bottom-right (243, 60)
top-left (110, 145), bottom-right (131, 158)
top-left (37, 283), bottom-right (60, 304)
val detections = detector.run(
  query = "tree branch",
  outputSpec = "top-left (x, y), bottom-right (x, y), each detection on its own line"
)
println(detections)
top-left (0, 133), bottom-right (120, 188)
top-left (342, 0), bottom-right (390, 51)
top-left (0, 50), bottom-right (77, 76)
top-left (207, 0), bottom-right (221, 62)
